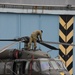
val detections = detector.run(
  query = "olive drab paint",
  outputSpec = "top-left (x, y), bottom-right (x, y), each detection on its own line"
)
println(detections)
top-left (59, 15), bottom-right (73, 75)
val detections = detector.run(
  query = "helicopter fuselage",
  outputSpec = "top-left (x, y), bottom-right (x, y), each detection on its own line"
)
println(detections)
top-left (0, 57), bottom-right (70, 75)
top-left (0, 49), bottom-right (70, 75)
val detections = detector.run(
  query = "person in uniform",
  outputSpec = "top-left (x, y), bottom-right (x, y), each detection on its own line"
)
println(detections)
top-left (28, 30), bottom-right (43, 50)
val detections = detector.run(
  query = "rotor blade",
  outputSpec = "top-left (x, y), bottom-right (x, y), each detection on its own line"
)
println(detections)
top-left (0, 36), bottom-right (30, 43)
top-left (37, 40), bottom-right (59, 50)
top-left (0, 41), bottom-right (21, 53)
top-left (0, 39), bottom-right (19, 41)
top-left (43, 41), bottom-right (75, 46)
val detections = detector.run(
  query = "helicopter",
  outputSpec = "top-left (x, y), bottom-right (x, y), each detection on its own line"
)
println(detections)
top-left (0, 36), bottom-right (70, 75)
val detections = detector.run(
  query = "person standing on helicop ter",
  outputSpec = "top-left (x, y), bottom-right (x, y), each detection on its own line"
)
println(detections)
top-left (28, 30), bottom-right (43, 50)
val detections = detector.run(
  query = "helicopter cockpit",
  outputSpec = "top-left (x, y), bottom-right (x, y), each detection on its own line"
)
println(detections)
top-left (39, 58), bottom-right (67, 71)
top-left (40, 58), bottom-right (69, 75)
top-left (25, 58), bottom-right (70, 75)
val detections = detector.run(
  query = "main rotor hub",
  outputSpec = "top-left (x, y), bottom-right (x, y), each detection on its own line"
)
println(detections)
top-left (19, 36), bottom-right (30, 43)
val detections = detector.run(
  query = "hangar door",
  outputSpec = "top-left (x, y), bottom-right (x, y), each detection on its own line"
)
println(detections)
top-left (0, 13), bottom-right (59, 57)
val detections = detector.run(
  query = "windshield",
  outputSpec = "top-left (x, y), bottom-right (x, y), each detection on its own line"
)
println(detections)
top-left (50, 61), bottom-right (59, 69)
top-left (56, 60), bottom-right (67, 70)
top-left (39, 58), bottom-right (67, 71)
top-left (40, 61), bottom-right (53, 71)
top-left (40, 59), bottom-right (53, 71)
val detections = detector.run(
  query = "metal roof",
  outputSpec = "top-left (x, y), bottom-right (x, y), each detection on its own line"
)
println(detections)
top-left (0, 0), bottom-right (75, 6)
top-left (0, 0), bottom-right (75, 14)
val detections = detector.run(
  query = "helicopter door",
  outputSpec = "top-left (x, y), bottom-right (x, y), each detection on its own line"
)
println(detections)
top-left (25, 61), bottom-right (30, 75)
top-left (21, 61), bottom-right (27, 74)
top-left (13, 62), bottom-right (21, 75)
top-left (32, 61), bottom-right (40, 75)
top-left (13, 61), bottom-right (27, 75)
top-left (5, 62), bottom-right (13, 75)
top-left (0, 62), bottom-right (5, 75)
top-left (27, 61), bottom-right (41, 75)
top-left (24, 60), bottom-right (41, 75)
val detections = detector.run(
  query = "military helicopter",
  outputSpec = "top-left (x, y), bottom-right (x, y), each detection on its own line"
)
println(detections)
top-left (0, 36), bottom-right (70, 75)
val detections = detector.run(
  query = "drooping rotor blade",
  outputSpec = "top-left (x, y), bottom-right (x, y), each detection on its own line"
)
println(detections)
top-left (0, 42), bottom-right (19, 53)
top-left (43, 41), bottom-right (75, 46)
top-left (0, 39), bottom-right (19, 41)
top-left (37, 40), bottom-right (59, 50)
top-left (0, 36), bottom-right (30, 43)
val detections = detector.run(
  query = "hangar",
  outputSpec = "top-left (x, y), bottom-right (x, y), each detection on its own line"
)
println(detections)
top-left (0, 0), bottom-right (75, 75)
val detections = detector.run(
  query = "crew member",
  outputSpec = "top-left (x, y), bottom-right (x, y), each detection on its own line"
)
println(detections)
top-left (28, 30), bottom-right (43, 50)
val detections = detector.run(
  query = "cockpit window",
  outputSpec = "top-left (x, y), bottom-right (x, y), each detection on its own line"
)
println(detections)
top-left (33, 58), bottom-right (67, 71)
top-left (32, 62), bottom-right (40, 72)
top-left (56, 60), bottom-right (67, 70)
top-left (40, 60), bottom-right (53, 71)
top-left (50, 61), bottom-right (59, 69)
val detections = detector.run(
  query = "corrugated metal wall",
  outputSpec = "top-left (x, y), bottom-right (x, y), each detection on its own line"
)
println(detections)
top-left (0, 0), bottom-right (75, 5)
top-left (0, 13), bottom-right (59, 58)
